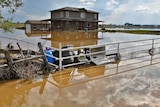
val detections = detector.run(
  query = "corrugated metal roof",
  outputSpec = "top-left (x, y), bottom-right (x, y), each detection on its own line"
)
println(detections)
top-left (50, 7), bottom-right (99, 13)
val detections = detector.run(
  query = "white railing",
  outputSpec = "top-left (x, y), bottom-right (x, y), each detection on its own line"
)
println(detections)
top-left (1, 35), bottom-right (160, 70)
top-left (43, 37), bottom-right (160, 70)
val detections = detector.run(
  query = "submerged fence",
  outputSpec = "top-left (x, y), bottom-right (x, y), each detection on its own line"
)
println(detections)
top-left (1, 35), bottom-right (160, 71)
top-left (43, 37), bottom-right (160, 70)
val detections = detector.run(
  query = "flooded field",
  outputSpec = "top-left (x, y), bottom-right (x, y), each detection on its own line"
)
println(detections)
top-left (1, 29), bottom-right (160, 107)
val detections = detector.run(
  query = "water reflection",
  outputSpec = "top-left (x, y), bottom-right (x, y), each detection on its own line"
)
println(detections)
top-left (42, 31), bottom-right (99, 48)
top-left (51, 64), bottom-right (106, 87)
top-left (25, 30), bottom-right (50, 37)
top-left (1, 30), bottom-right (160, 107)
top-left (1, 56), bottom-right (160, 107)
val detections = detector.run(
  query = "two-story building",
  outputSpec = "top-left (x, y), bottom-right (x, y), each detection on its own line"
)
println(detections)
top-left (45, 7), bottom-right (102, 31)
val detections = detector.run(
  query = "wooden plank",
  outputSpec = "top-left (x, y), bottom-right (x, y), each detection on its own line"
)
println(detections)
top-left (0, 49), bottom-right (4, 53)
top-left (0, 64), bottom-right (7, 68)
top-left (1, 49), bottom-right (39, 55)
top-left (13, 55), bottom-right (43, 63)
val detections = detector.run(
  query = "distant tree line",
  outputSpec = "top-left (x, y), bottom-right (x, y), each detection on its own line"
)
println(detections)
top-left (124, 23), bottom-right (160, 29)
top-left (99, 23), bottom-right (160, 29)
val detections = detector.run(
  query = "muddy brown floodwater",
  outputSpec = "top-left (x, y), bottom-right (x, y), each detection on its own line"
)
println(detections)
top-left (1, 30), bottom-right (160, 107)
top-left (0, 60), bottom-right (160, 107)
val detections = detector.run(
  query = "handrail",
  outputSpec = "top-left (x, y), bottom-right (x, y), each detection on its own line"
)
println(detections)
top-left (0, 36), bottom-right (37, 46)
top-left (1, 35), bottom-right (160, 70)
top-left (50, 37), bottom-right (160, 69)
top-left (1, 35), bottom-right (160, 50)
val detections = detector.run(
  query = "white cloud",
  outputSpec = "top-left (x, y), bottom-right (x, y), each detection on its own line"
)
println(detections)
top-left (5, 0), bottom-right (160, 24)
top-left (135, 5), bottom-right (160, 14)
top-left (80, 0), bottom-right (96, 6)
top-left (106, 0), bottom-right (119, 10)
top-left (102, 0), bottom-right (160, 24)
top-left (15, 10), bottom-right (49, 20)
top-left (135, 5), bottom-right (150, 12)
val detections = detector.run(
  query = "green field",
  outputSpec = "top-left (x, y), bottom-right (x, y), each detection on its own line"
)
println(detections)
top-left (103, 29), bottom-right (160, 35)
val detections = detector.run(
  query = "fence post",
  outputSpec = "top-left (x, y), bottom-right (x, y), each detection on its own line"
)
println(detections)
top-left (150, 39), bottom-right (155, 64)
top-left (27, 42), bottom-right (30, 55)
top-left (152, 39), bottom-right (154, 49)
top-left (117, 43), bottom-right (120, 54)
top-left (115, 43), bottom-right (121, 61)
top-left (59, 42), bottom-right (63, 70)
top-left (149, 39), bottom-right (155, 56)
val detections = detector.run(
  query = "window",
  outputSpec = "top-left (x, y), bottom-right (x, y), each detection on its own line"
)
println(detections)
top-left (94, 14), bottom-right (97, 19)
top-left (66, 11), bottom-right (69, 17)
top-left (80, 13), bottom-right (85, 18)
top-left (60, 11), bottom-right (64, 17)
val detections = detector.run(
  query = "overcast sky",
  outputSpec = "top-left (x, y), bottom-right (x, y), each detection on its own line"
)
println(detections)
top-left (3, 0), bottom-right (160, 25)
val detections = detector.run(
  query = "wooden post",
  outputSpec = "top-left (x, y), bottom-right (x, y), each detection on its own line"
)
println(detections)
top-left (38, 42), bottom-right (49, 73)
top-left (4, 50), bottom-right (15, 74)
top-left (17, 42), bottom-right (24, 58)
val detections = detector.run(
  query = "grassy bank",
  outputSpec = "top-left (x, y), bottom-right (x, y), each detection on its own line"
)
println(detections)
top-left (12, 23), bottom-right (25, 29)
top-left (0, 22), bottom-right (25, 31)
top-left (103, 29), bottom-right (160, 35)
